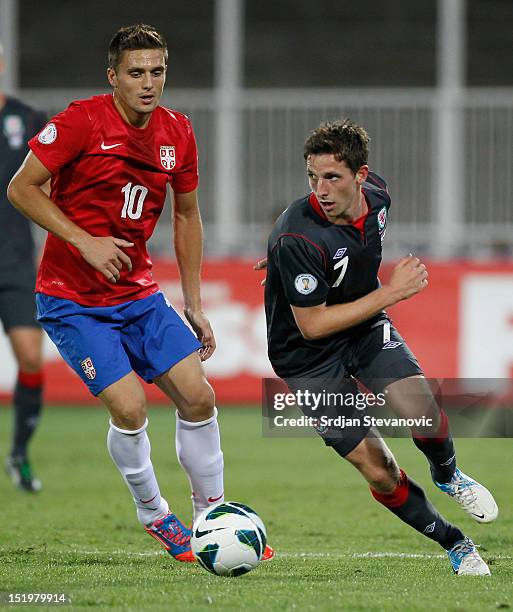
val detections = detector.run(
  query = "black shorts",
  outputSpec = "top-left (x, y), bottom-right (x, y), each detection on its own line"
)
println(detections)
top-left (0, 273), bottom-right (38, 332)
top-left (285, 321), bottom-right (422, 457)
top-left (349, 320), bottom-right (423, 394)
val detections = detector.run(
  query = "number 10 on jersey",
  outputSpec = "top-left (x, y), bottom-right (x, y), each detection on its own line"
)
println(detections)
top-left (121, 182), bottom-right (148, 220)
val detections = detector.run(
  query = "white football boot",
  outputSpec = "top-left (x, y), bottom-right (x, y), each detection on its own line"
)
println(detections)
top-left (447, 537), bottom-right (491, 576)
top-left (435, 468), bottom-right (498, 523)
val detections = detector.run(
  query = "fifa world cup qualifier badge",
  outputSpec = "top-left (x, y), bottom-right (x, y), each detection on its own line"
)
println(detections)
top-left (294, 274), bottom-right (318, 295)
top-left (80, 357), bottom-right (96, 380)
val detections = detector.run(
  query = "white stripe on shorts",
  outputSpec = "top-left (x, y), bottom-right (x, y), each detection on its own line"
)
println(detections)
top-left (383, 321), bottom-right (391, 344)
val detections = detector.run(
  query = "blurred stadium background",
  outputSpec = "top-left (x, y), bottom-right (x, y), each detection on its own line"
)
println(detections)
top-left (1, 0), bottom-right (513, 403)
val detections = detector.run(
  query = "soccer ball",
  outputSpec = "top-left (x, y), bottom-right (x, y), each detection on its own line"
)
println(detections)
top-left (191, 501), bottom-right (267, 577)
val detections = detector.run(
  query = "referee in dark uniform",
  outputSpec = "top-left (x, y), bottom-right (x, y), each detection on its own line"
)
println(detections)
top-left (262, 118), bottom-right (496, 574)
top-left (0, 42), bottom-right (47, 491)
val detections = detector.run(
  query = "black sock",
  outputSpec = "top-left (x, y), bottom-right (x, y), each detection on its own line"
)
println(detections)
top-left (412, 410), bottom-right (456, 484)
top-left (11, 372), bottom-right (43, 459)
top-left (371, 469), bottom-right (464, 550)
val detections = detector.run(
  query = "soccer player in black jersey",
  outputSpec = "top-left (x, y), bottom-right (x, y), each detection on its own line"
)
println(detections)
top-left (262, 118), bottom-right (497, 575)
top-left (0, 43), bottom-right (47, 491)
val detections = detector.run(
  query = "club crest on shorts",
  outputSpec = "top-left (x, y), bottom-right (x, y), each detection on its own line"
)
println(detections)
top-left (80, 357), bottom-right (96, 380)
top-left (160, 145), bottom-right (176, 170)
top-left (294, 274), bottom-right (318, 295)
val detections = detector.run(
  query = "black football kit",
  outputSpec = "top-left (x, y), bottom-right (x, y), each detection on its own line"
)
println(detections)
top-left (1, 96), bottom-right (47, 485)
top-left (265, 172), bottom-right (471, 555)
top-left (0, 96), bottom-right (46, 331)
top-left (265, 172), bottom-right (422, 455)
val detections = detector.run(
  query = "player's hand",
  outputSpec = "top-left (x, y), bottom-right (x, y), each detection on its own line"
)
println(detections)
top-left (387, 256), bottom-right (428, 302)
top-left (254, 257), bottom-right (268, 286)
top-left (77, 236), bottom-right (134, 283)
top-left (184, 308), bottom-right (216, 361)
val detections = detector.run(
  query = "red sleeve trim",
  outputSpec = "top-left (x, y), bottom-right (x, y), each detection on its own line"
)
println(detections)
top-left (276, 232), bottom-right (327, 270)
top-left (366, 172), bottom-right (389, 193)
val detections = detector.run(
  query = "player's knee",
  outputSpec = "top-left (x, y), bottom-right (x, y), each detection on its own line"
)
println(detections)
top-left (411, 404), bottom-right (442, 438)
top-left (368, 468), bottom-right (399, 493)
top-left (366, 458), bottom-right (400, 493)
top-left (182, 382), bottom-right (216, 422)
top-left (112, 412), bottom-right (147, 431)
top-left (17, 351), bottom-right (43, 373)
top-left (111, 399), bottom-right (147, 431)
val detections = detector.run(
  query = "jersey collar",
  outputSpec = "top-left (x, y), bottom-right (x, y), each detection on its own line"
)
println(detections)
top-left (308, 192), bottom-right (370, 238)
top-left (308, 192), bottom-right (328, 220)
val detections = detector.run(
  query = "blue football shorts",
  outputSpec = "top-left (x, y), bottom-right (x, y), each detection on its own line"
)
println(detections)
top-left (36, 291), bottom-right (202, 396)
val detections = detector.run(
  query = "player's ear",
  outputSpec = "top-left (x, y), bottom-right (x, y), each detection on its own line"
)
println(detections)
top-left (107, 67), bottom-right (117, 88)
top-left (356, 165), bottom-right (369, 185)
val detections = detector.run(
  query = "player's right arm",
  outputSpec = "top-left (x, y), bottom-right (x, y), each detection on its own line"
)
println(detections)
top-left (291, 256), bottom-right (427, 340)
top-left (274, 235), bottom-right (427, 341)
top-left (7, 151), bottom-right (133, 283)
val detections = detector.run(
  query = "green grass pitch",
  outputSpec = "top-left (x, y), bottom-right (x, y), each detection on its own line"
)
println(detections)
top-left (0, 406), bottom-right (512, 611)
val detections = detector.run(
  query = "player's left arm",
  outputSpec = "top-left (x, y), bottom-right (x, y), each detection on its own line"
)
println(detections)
top-left (173, 188), bottom-right (216, 360)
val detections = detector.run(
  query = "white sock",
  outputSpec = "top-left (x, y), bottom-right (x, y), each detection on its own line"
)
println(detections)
top-left (107, 419), bottom-right (169, 526)
top-left (175, 407), bottom-right (224, 522)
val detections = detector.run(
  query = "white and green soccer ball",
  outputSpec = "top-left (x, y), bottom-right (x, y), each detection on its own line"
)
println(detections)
top-left (191, 501), bottom-right (267, 577)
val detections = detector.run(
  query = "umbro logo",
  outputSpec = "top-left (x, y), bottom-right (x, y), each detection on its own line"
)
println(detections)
top-left (382, 341), bottom-right (402, 350)
top-left (423, 521), bottom-right (436, 534)
top-left (333, 248), bottom-right (347, 260)
top-left (440, 454), bottom-right (456, 466)
top-left (100, 141), bottom-right (123, 150)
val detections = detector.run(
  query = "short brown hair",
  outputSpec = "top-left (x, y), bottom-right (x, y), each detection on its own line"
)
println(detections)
top-left (108, 24), bottom-right (168, 71)
top-left (304, 119), bottom-right (370, 174)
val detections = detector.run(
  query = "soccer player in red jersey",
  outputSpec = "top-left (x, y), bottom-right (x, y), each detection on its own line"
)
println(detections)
top-left (8, 23), bottom-right (274, 563)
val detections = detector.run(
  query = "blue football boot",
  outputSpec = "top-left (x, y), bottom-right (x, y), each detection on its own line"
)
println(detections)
top-left (145, 512), bottom-right (195, 562)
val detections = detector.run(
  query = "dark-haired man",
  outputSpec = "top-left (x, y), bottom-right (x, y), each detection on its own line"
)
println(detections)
top-left (8, 24), bottom-right (273, 562)
top-left (0, 41), bottom-right (46, 492)
top-left (262, 118), bottom-right (496, 575)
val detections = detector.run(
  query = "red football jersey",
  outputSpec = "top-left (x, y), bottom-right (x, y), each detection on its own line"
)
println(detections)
top-left (29, 94), bottom-right (198, 306)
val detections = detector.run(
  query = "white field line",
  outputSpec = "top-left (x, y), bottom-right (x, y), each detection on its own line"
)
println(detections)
top-left (65, 549), bottom-right (512, 560)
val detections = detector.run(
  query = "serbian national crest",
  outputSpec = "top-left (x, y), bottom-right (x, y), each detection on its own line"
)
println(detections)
top-left (80, 357), bottom-right (96, 380)
top-left (160, 145), bottom-right (176, 170)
